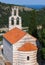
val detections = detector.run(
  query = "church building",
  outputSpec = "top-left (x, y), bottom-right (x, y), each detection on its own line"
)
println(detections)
top-left (3, 7), bottom-right (39, 65)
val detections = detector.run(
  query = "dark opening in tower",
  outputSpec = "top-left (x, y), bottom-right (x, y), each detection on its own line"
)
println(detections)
top-left (14, 10), bottom-right (16, 15)
top-left (11, 17), bottom-right (14, 25)
top-left (16, 17), bottom-right (19, 25)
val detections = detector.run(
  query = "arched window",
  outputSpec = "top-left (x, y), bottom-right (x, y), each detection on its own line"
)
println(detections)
top-left (14, 10), bottom-right (16, 15)
top-left (27, 56), bottom-right (29, 60)
top-left (11, 17), bottom-right (14, 25)
top-left (16, 17), bottom-right (19, 25)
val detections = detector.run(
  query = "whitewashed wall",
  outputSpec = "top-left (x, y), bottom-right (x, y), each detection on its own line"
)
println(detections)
top-left (13, 51), bottom-right (19, 65)
top-left (18, 50), bottom-right (38, 65)
top-left (13, 50), bottom-right (38, 65)
top-left (3, 38), bottom-right (13, 64)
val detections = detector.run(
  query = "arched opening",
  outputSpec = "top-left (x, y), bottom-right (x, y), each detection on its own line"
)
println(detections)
top-left (16, 17), bottom-right (19, 25)
top-left (11, 17), bottom-right (14, 25)
top-left (27, 56), bottom-right (29, 60)
top-left (14, 10), bottom-right (16, 15)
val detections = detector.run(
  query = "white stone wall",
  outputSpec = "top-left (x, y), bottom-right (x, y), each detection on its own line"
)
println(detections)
top-left (13, 51), bottom-right (19, 65)
top-left (13, 50), bottom-right (38, 65)
top-left (18, 51), bottom-right (38, 65)
top-left (3, 38), bottom-right (13, 64)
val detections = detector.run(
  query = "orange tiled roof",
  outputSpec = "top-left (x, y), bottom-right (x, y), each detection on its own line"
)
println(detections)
top-left (18, 42), bottom-right (38, 51)
top-left (3, 27), bottom-right (26, 44)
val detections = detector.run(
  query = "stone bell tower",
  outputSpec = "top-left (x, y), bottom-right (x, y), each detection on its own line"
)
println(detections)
top-left (9, 7), bottom-right (22, 30)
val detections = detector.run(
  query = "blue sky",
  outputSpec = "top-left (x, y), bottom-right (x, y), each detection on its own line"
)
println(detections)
top-left (0, 0), bottom-right (45, 5)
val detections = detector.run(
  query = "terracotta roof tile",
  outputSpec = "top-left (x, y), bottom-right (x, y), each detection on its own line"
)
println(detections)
top-left (18, 42), bottom-right (38, 51)
top-left (3, 27), bottom-right (26, 44)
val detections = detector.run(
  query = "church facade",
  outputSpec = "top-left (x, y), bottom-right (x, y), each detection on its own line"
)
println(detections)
top-left (3, 7), bottom-right (39, 65)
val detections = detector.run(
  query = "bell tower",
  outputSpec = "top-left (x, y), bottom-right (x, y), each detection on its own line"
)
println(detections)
top-left (9, 7), bottom-right (22, 30)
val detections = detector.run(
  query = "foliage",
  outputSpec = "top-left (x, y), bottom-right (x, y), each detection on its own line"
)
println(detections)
top-left (0, 36), bottom-right (3, 41)
top-left (41, 48), bottom-right (45, 59)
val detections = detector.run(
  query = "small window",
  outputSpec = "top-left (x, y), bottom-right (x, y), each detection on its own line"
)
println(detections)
top-left (14, 10), bottom-right (16, 15)
top-left (27, 56), bottom-right (29, 60)
top-left (11, 17), bottom-right (14, 25)
top-left (16, 17), bottom-right (19, 25)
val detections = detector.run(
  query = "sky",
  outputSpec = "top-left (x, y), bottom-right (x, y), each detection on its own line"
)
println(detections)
top-left (0, 0), bottom-right (45, 5)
